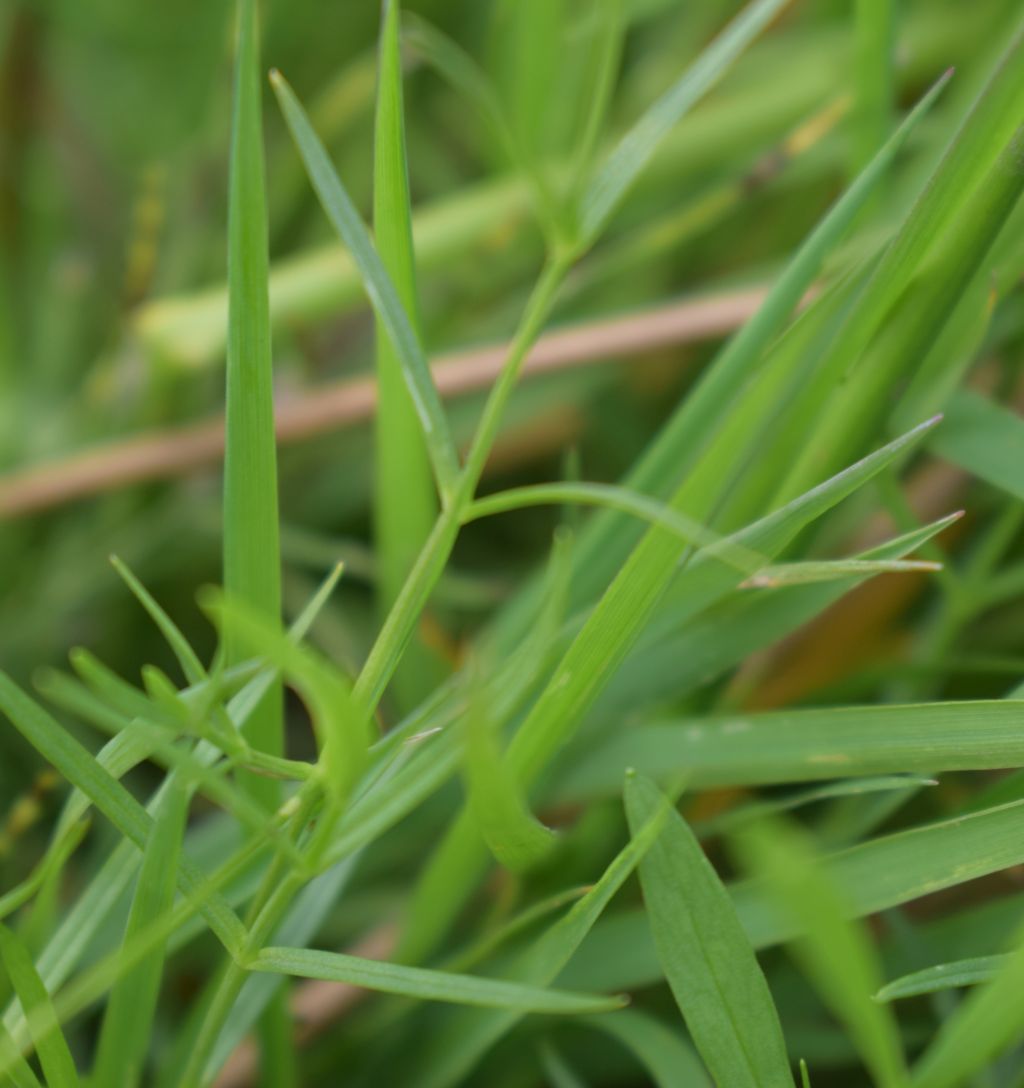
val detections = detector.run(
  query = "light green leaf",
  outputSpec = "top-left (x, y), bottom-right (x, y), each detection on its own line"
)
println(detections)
top-left (415, 791), bottom-right (671, 1088)
top-left (91, 778), bottom-right (188, 1088)
top-left (250, 946), bottom-right (623, 1015)
top-left (461, 671), bottom-right (556, 873)
top-left (734, 819), bottom-right (907, 1088)
top-left (0, 922), bottom-right (80, 1087)
top-left (0, 672), bottom-right (246, 955)
top-left (373, 0), bottom-right (441, 714)
top-left (579, 0), bottom-right (791, 243)
top-left (270, 68), bottom-right (460, 499)
top-left (910, 933), bottom-right (1024, 1087)
top-left (223, 0), bottom-right (282, 812)
top-left (558, 700), bottom-right (1024, 799)
top-left (876, 955), bottom-right (1010, 1003)
top-left (623, 773), bottom-right (793, 1088)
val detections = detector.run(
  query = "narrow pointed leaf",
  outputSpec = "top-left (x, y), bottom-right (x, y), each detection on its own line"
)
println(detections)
top-left (623, 772), bottom-right (793, 1088)
top-left (271, 69), bottom-right (460, 497)
top-left (250, 946), bottom-right (623, 1014)
top-left (876, 955), bottom-right (1011, 1003)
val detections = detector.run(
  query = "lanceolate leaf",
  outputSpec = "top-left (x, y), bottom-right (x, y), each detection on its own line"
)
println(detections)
top-left (250, 946), bottom-right (623, 1015)
top-left (624, 773), bottom-right (792, 1088)
top-left (271, 69), bottom-right (460, 498)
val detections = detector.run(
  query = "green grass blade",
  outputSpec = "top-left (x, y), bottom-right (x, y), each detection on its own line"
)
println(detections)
top-left (497, 70), bottom-right (947, 643)
top-left (414, 794), bottom-right (670, 1088)
top-left (110, 556), bottom-right (206, 687)
top-left (624, 772), bottom-right (793, 1088)
top-left (582, 1009), bottom-right (711, 1088)
top-left (578, 0), bottom-right (790, 244)
top-left (270, 68), bottom-right (460, 499)
top-left (461, 672), bottom-right (555, 873)
top-left (774, 16), bottom-right (1024, 503)
top-left (0, 923), bottom-right (79, 1087)
top-left (910, 935), bottom-right (1024, 1088)
top-left (742, 558), bottom-right (940, 587)
top-left (250, 946), bottom-right (622, 1014)
top-left (852, 0), bottom-right (895, 170)
top-left (374, 0), bottom-right (441, 712)
top-left (876, 955), bottom-right (1010, 1003)
top-left (91, 778), bottom-right (188, 1088)
top-left (929, 389), bottom-right (1024, 502)
top-left (463, 481), bottom-right (767, 575)
top-left (734, 819), bottom-right (908, 1088)
top-left (508, 418), bottom-right (940, 787)
top-left (224, 0), bottom-right (282, 810)
top-left (558, 701), bottom-right (1024, 799)
top-left (0, 1018), bottom-right (42, 1088)
top-left (401, 419), bottom-right (938, 963)
top-left (0, 672), bottom-right (247, 954)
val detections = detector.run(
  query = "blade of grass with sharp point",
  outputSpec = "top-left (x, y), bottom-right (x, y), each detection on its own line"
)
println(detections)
top-left (490, 71), bottom-right (948, 656)
top-left (624, 773), bottom-right (793, 1088)
top-left (461, 669), bottom-right (556, 873)
top-left (581, 1009), bottom-right (711, 1088)
top-left (852, 0), bottom-right (895, 171)
top-left (399, 419), bottom-right (939, 963)
top-left (876, 955), bottom-right (1011, 1003)
top-left (250, 946), bottom-right (623, 1014)
top-left (693, 777), bottom-right (937, 839)
top-left (374, 0), bottom-right (442, 713)
top-left (270, 68), bottom-right (459, 499)
top-left (909, 931), bottom-right (1024, 1088)
top-left (734, 819), bottom-right (908, 1088)
top-left (928, 389), bottom-right (1024, 502)
top-left (90, 777), bottom-right (188, 1088)
top-left (0, 672), bottom-right (246, 954)
top-left (223, 0), bottom-right (282, 812)
top-left (772, 16), bottom-right (1024, 505)
top-left (559, 800), bottom-right (1024, 995)
top-left (556, 700), bottom-right (1024, 800)
top-left (602, 512), bottom-right (961, 716)
top-left (110, 556), bottom-right (206, 687)
top-left (577, 0), bottom-right (791, 245)
top-left (413, 792), bottom-right (671, 1088)
top-left (0, 923), bottom-right (79, 1086)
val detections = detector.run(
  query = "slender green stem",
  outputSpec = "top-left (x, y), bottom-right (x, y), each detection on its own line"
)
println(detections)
top-left (353, 255), bottom-right (572, 715)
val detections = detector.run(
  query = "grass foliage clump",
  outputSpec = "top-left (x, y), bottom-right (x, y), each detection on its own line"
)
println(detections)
top-left (3, 0), bottom-right (1024, 1084)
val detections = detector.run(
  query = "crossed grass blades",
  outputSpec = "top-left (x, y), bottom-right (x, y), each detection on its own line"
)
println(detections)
top-left (2, 0), bottom-right (1024, 1085)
